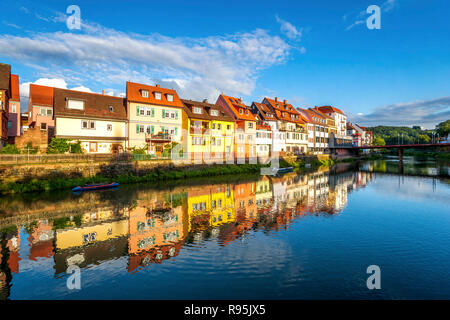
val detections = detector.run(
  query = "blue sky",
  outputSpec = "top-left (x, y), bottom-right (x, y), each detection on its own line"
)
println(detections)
top-left (0, 0), bottom-right (449, 128)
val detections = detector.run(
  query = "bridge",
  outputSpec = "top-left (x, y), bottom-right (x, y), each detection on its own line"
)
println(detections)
top-left (330, 143), bottom-right (450, 161)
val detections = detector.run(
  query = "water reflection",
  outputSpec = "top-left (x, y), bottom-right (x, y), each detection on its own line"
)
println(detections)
top-left (0, 160), bottom-right (449, 299)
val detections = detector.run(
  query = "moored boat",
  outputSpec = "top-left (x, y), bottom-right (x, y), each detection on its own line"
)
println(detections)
top-left (72, 182), bottom-right (119, 192)
top-left (273, 167), bottom-right (294, 174)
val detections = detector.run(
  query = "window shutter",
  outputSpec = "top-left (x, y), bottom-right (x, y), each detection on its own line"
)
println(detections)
top-left (175, 127), bottom-right (178, 135)
top-left (162, 109), bottom-right (165, 118)
top-left (136, 106), bottom-right (140, 116)
top-left (175, 111), bottom-right (178, 119)
top-left (161, 126), bottom-right (165, 133)
top-left (136, 124), bottom-right (140, 133)
top-left (151, 125), bottom-right (154, 134)
top-left (152, 108), bottom-right (155, 117)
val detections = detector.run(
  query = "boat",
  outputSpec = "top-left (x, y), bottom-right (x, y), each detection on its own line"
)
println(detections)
top-left (273, 167), bottom-right (294, 174)
top-left (72, 182), bottom-right (119, 192)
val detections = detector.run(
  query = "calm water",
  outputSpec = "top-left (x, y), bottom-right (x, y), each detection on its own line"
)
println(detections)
top-left (0, 159), bottom-right (449, 300)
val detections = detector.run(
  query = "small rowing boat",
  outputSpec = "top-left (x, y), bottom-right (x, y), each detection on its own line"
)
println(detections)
top-left (273, 167), bottom-right (294, 174)
top-left (72, 182), bottom-right (119, 192)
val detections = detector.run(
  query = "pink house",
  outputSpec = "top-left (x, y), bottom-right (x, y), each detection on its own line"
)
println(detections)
top-left (28, 84), bottom-right (55, 133)
top-left (7, 74), bottom-right (20, 137)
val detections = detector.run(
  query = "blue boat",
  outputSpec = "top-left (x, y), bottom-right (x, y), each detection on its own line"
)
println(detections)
top-left (72, 182), bottom-right (119, 192)
top-left (274, 167), bottom-right (294, 174)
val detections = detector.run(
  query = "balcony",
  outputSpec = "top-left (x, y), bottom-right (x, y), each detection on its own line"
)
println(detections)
top-left (190, 127), bottom-right (209, 135)
top-left (145, 133), bottom-right (173, 142)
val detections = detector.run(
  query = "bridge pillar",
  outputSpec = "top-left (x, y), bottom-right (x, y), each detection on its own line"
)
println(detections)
top-left (398, 147), bottom-right (403, 162)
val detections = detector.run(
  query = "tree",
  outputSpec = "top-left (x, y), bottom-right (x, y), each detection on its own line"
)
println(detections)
top-left (70, 140), bottom-right (83, 154)
top-left (436, 120), bottom-right (450, 137)
top-left (418, 134), bottom-right (431, 144)
top-left (47, 138), bottom-right (70, 154)
top-left (374, 136), bottom-right (386, 146)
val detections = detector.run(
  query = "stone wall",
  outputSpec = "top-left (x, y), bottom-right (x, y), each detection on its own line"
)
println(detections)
top-left (13, 126), bottom-right (50, 152)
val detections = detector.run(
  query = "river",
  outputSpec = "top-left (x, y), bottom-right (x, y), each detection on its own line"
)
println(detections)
top-left (0, 158), bottom-right (449, 299)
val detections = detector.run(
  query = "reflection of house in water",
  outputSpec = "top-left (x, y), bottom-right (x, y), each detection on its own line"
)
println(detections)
top-left (3, 226), bottom-right (21, 274)
top-left (306, 171), bottom-right (330, 212)
top-left (255, 176), bottom-right (273, 209)
top-left (234, 181), bottom-right (257, 229)
top-left (187, 184), bottom-right (235, 234)
top-left (127, 191), bottom-right (187, 272)
top-left (53, 207), bottom-right (129, 275)
top-left (327, 172), bottom-right (353, 213)
top-left (28, 219), bottom-right (55, 261)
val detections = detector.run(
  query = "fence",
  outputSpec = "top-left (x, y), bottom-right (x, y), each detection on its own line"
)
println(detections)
top-left (0, 152), bottom-right (175, 165)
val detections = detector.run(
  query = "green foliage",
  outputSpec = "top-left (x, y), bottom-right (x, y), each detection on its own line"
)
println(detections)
top-left (436, 120), bottom-right (450, 137)
top-left (22, 141), bottom-right (39, 154)
top-left (418, 134), bottom-right (431, 144)
top-left (47, 138), bottom-right (70, 154)
top-left (0, 144), bottom-right (20, 154)
top-left (70, 140), bottom-right (83, 154)
top-left (129, 145), bottom-right (147, 155)
top-left (368, 126), bottom-right (433, 145)
top-left (374, 136), bottom-right (386, 146)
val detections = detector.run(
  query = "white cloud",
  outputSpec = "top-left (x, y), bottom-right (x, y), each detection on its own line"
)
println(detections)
top-left (275, 15), bottom-right (302, 40)
top-left (0, 18), bottom-right (292, 102)
top-left (350, 96), bottom-right (450, 128)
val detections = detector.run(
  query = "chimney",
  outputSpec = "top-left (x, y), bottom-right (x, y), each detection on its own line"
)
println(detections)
top-left (274, 97), bottom-right (278, 102)
top-left (283, 99), bottom-right (286, 104)
top-left (203, 99), bottom-right (208, 103)
top-left (102, 89), bottom-right (105, 95)
top-left (155, 84), bottom-right (160, 88)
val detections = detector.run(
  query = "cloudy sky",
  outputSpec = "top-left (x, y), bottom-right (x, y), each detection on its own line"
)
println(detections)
top-left (0, 0), bottom-right (449, 128)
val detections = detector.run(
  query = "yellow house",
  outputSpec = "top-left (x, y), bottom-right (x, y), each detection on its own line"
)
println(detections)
top-left (127, 81), bottom-right (184, 157)
top-left (54, 88), bottom-right (128, 153)
top-left (181, 99), bottom-right (235, 162)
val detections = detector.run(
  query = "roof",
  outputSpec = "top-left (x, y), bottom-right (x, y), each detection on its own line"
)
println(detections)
top-left (30, 84), bottom-right (54, 107)
top-left (181, 99), bottom-right (234, 122)
top-left (263, 97), bottom-right (306, 124)
top-left (251, 102), bottom-right (276, 121)
top-left (317, 105), bottom-right (344, 115)
top-left (297, 108), bottom-right (326, 125)
top-left (126, 81), bottom-right (183, 108)
top-left (0, 63), bottom-right (11, 91)
top-left (218, 94), bottom-right (256, 121)
top-left (54, 88), bottom-right (127, 120)
top-left (10, 74), bottom-right (20, 101)
top-left (311, 107), bottom-right (333, 120)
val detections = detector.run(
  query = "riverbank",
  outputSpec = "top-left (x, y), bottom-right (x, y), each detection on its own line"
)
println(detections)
top-left (0, 163), bottom-right (265, 195)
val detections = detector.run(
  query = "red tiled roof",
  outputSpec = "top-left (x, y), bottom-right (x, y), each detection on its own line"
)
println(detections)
top-left (127, 81), bottom-right (183, 108)
top-left (218, 94), bottom-right (256, 121)
top-left (10, 74), bottom-right (20, 101)
top-left (181, 99), bottom-right (234, 122)
top-left (252, 102), bottom-right (277, 121)
top-left (317, 105), bottom-right (344, 115)
top-left (311, 107), bottom-right (333, 120)
top-left (263, 97), bottom-right (305, 124)
top-left (30, 84), bottom-right (54, 107)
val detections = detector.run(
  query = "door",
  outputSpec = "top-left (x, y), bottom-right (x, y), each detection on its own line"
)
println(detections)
top-left (89, 142), bottom-right (98, 153)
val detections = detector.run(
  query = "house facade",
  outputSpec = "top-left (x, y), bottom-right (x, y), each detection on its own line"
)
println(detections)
top-left (263, 97), bottom-right (308, 154)
top-left (54, 88), bottom-right (127, 153)
top-left (7, 74), bottom-right (20, 139)
top-left (297, 108), bottom-right (329, 154)
top-left (0, 63), bottom-right (11, 148)
top-left (28, 84), bottom-right (55, 133)
top-left (127, 82), bottom-right (184, 156)
top-left (216, 94), bottom-right (256, 161)
top-left (251, 102), bottom-right (283, 154)
top-left (181, 99), bottom-right (235, 161)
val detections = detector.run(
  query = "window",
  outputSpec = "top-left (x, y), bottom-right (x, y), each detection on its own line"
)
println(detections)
top-left (12, 105), bottom-right (16, 113)
top-left (89, 120), bottom-right (95, 129)
top-left (167, 94), bottom-right (173, 102)
top-left (154, 92), bottom-right (161, 100)
top-left (109, 106), bottom-right (114, 112)
top-left (248, 123), bottom-right (253, 128)
top-left (141, 90), bottom-right (149, 98)
top-left (193, 107), bottom-right (202, 114)
top-left (146, 108), bottom-right (152, 116)
top-left (217, 124), bottom-right (221, 130)
top-left (82, 120), bottom-right (88, 129)
top-left (67, 99), bottom-right (84, 110)
top-left (139, 108), bottom-right (145, 116)
top-left (212, 123), bottom-right (216, 129)
top-left (227, 125), bottom-right (231, 130)
top-left (7, 121), bottom-right (12, 129)
top-left (239, 109), bottom-right (243, 114)
top-left (41, 123), bottom-right (47, 130)
top-left (139, 125), bottom-right (144, 133)
top-left (211, 109), bottom-right (218, 116)
top-left (39, 107), bottom-right (53, 116)
top-left (107, 124), bottom-right (112, 131)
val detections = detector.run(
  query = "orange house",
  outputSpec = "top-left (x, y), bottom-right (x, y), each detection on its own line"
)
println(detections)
top-left (234, 181), bottom-right (257, 229)
top-left (216, 94), bottom-right (257, 161)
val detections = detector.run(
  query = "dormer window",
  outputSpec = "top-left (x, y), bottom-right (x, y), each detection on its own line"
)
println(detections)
top-left (141, 90), bottom-right (149, 98)
top-left (109, 106), bottom-right (114, 112)
top-left (154, 92), bottom-right (162, 100)
top-left (246, 110), bottom-right (249, 115)
top-left (239, 109), bottom-right (243, 115)
top-left (193, 107), bottom-right (202, 114)
top-left (167, 94), bottom-right (173, 102)
top-left (211, 109), bottom-right (218, 116)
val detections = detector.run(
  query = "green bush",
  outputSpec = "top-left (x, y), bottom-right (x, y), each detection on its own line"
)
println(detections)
top-left (47, 138), bottom-right (70, 154)
top-left (70, 140), bottom-right (83, 154)
top-left (22, 141), bottom-right (39, 154)
top-left (0, 144), bottom-right (20, 154)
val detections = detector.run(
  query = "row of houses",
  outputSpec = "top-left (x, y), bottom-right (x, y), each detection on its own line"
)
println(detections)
top-left (0, 62), bottom-right (373, 157)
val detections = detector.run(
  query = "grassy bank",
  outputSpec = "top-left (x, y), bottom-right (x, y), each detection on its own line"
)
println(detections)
top-left (0, 163), bottom-right (265, 195)
top-left (279, 157), bottom-right (336, 169)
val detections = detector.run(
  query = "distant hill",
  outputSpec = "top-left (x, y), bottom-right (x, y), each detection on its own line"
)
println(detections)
top-left (367, 125), bottom-right (433, 145)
